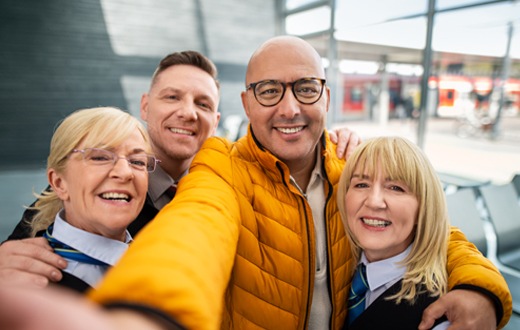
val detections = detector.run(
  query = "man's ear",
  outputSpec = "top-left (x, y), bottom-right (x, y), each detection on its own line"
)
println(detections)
top-left (325, 86), bottom-right (331, 113)
top-left (48, 168), bottom-right (69, 201)
top-left (212, 112), bottom-right (222, 135)
top-left (140, 93), bottom-right (149, 121)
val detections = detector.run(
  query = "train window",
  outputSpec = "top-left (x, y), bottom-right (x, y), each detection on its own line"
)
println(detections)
top-left (439, 89), bottom-right (456, 107)
top-left (351, 87), bottom-right (362, 102)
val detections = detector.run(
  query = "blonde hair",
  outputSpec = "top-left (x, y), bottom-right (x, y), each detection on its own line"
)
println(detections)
top-left (337, 136), bottom-right (449, 304)
top-left (29, 107), bottom-right (152, 236)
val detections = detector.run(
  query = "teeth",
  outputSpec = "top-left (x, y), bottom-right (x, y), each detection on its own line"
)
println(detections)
top-left (362, 218), bottom-right (390, 227)
top-left (170, 128), bottom-right (194, 135)
top-left (277, 126), bottom-right (304, 134)
top-left (101, 192), bottom-right (130, 202)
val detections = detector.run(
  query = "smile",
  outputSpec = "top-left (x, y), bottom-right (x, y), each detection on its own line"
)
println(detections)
top-left (361, 217), bottom-right (391, 228)
top-left (169, 128), bottom-right (194, 135)
top-left (100, 192), bottom-right (131, 202)
top-left (276, 126), bottom-right (304, 134)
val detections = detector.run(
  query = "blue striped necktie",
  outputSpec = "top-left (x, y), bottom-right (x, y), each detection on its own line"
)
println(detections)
top-left (347, 263), bottom-right (369, 325)
top-left (43, 224), bottom-right (108, 266)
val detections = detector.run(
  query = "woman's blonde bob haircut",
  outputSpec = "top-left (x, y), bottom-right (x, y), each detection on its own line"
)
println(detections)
top-left (29, 107), bottom-right (152, 236)
top-left (337, 136), bottom-right (449, 304)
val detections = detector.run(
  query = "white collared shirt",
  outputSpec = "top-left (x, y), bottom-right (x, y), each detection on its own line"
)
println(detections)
top-left (360, 246), bottom-right (450, 330)
top-left (52, 211), bottom-right (132, 288)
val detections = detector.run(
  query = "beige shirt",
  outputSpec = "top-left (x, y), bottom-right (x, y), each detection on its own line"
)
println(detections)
top-left (290, 147), bottom-right (331, 329)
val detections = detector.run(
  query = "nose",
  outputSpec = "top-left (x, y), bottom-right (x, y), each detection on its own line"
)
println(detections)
top-left (176, 99), bottom-right (198, 121)
top-left (364, 187), bottom-right (387, 209)
top-left (277, 86), bottom-right (301, 119)
top-left (110, 158), bottom-right (134, 181)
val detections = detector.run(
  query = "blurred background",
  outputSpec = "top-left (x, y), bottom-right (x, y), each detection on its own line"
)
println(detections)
top-left (1, 0), bottom-right (520, 325)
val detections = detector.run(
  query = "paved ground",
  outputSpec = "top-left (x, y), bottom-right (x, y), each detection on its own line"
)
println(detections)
top-left (333, 114), bottom-right (520, 185)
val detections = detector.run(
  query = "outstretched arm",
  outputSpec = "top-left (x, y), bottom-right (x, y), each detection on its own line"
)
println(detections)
top-left (0, 284), bottom-right (172, 330)
top-left (0, 285), bottom-right (116, 330)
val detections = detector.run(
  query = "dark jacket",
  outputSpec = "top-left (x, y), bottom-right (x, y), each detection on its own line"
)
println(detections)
top-left (346, 281), bottom-right (448, 330)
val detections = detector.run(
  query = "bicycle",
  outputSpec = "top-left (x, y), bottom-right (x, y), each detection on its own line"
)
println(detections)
top-left (454, 110), bottom-right (494, 138)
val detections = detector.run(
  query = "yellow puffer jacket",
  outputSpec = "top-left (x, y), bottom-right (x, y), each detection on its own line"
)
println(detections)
top-left (90, 130), bottom-right (511, 330)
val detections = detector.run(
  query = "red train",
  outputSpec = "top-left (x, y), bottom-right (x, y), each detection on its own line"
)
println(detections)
top-left (341, 73), bottom-right (520, 119)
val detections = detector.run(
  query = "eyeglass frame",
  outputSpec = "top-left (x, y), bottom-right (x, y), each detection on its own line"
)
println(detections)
top-left (245, 77), bottom-right (327, 107)
top-left (70, 148), bottom-right (160, 172)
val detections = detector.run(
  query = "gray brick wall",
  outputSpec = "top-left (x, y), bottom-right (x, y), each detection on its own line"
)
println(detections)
top-left (0, 0), bottom-right (275, 169)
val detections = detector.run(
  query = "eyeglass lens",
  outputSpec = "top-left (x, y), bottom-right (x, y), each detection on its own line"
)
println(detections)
top-left (254, 78), bottom-right (324, 106)
top-left (81, 148), bottom-right (156, 172)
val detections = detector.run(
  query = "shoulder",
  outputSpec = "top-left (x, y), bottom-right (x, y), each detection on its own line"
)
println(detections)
top-left (189, 137), bottom-right (233, 170)
top-left (200, 136), bottom-right (233, 152)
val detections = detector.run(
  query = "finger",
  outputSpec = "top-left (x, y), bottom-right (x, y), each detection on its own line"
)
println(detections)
top-left (329, 130), bottom-right (338, 144)
top-left (21, 237), bottom-right (55, 252)
top-left (0, 238), bottom-right (52, 257)
top-left (418, 300), bottom-right (447, 330)
top-left (0, 254), bottom-right (64, 282)
top-left (344, 135), bottom-right (362, 160)
top-left (0, 268), bottom-right (50, 288)
top-left (1, 239), bottom-right (66, 269)
top-left (335, 131), bottom-right (351, 159)
top-left (0, 240), bottom-right (66, 283)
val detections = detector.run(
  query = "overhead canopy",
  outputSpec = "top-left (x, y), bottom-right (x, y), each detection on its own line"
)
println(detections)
top-left (304, 33), bottom-right (519, 70)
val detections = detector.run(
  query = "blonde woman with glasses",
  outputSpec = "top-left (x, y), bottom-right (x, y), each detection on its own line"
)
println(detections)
top-left (28, 107), bottom-right (157, 293)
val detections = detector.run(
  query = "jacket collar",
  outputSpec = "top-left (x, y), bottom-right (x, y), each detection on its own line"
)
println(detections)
top-left (244, 124), bottom-right (334, 185)
top-left (245, 125), bottom-right (282, 179)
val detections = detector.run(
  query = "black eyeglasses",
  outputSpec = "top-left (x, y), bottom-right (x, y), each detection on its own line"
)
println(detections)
top-left (246, 77), bottom-right (326, 107)
top-left (70, 148), bottom-right (160, 172)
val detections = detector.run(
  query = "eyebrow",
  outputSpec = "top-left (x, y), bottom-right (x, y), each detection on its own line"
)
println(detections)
top-left (352, 173), bottom-right (396, 182)
top-left (352, 173), bottom-right (369, 179)
top-left (129, 148), bottom-right (148, 155)
top-left (104, 147), bottom-right (148, 155)
top-left (157, 87), bottom-right (181, 95)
